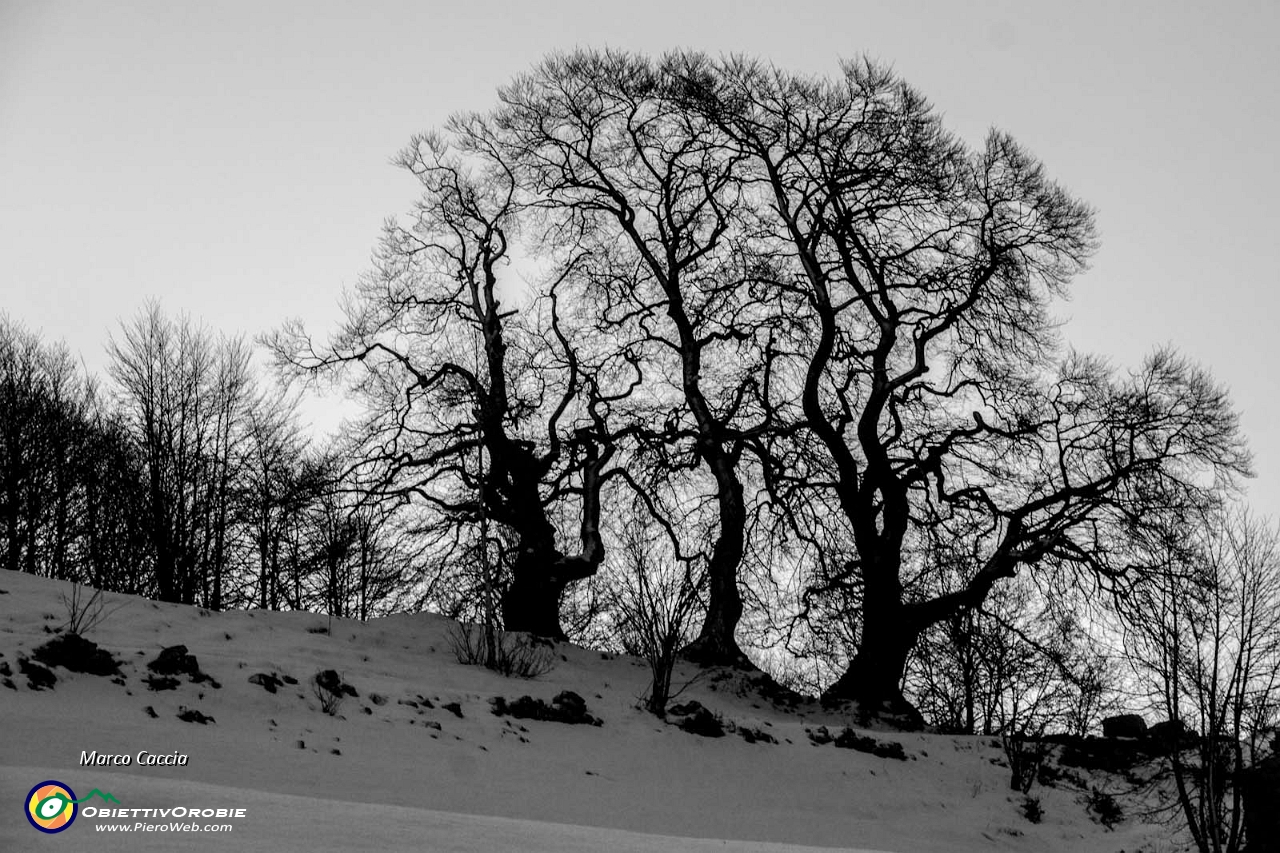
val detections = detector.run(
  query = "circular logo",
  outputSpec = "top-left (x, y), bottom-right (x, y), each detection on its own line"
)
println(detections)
top-left (26, 781), bottom-right (77, 833)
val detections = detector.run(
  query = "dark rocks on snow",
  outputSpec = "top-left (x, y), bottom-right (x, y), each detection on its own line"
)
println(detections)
top-left (833, 728), bottom-right (908, 760)
top-left (807, 726), bottom-right (835, 746)
top-left (248, 672), bottom-right (285, 694)
top-left (313, 669), bottom-right (358, 698)
top-left (666, 701), bottom-right (724, 738)
top-left (489, 691), bottom-right (602, 726)
top-left (176, 706), bottom-right (215, 725)
top-left (149, 645), bottom-right (199, 676)
top-left (737, 725), bottom-right (777, 745)
top-left (148, 645), bottom-right (219, 686)
top-left (19, 657), bottom-right (57, 690)
top-left (33, 633), bottom-right (121, 676)
top-left (807, 725), bottom-right (908, 760)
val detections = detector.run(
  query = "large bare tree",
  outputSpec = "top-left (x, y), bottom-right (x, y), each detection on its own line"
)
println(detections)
top-left (272, 131), bottom-right (626, 639)
top-left (487, 51), bottom-right (786, 664)
top-left (668, 55), bottom-right (1250, 716)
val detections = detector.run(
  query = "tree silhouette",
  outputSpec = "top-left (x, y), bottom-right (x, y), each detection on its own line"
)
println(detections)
top-left (272, 132), bottom-right (628, 639)
top-left (670, 54), bottom-right (1249, 714)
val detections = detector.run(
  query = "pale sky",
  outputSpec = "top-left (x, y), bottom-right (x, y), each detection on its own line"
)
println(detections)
top-left (2, 0), bottom-right (1277, 517)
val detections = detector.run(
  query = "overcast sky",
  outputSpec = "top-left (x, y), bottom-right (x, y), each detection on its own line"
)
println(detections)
top-left (2, 0), bottom-right (1277, 517)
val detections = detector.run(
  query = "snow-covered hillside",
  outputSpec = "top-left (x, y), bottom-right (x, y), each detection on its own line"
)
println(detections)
top-left (0, 571), bottom-right (1175, 851)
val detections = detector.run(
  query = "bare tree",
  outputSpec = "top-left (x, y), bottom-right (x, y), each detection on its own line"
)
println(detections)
top-left (487, 50), bottom-right (787, 664)
top-left (606, 507), bottom-right (704, 717)
top-left (905, 560), bottom-right (1116, 737)
top-left (0, 315), bottom-right (148, 591)
top-left (0, 316), bottom-right (84, 578)
top-left (108, 303), bottom-right (254, 605)
top-left (271, 131), bottom-right (626, 639)
top-left (667, 54), bottom-right (1249, 716)
top-left (1126, 508), bottom-right (1280, 853)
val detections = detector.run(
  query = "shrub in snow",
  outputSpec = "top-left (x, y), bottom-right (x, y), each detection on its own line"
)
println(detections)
top-left (449, 623), bottom-right (556, 679)
top-left (1002, 731), bottom-right (1051, 793)
top-left (59, 583), bottom-right (120, 636)
top-left (1086, 788), bottom-right (1123, 829)
top-left (606, 521), bottom-right (701, 719)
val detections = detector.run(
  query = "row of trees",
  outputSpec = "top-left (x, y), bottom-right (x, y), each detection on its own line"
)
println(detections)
top-left (0, 308), bottom-right (421, 620)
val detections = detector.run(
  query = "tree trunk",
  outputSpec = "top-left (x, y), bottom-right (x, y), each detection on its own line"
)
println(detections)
top-left (502, 571), bottom-right (565, 639)
top-left (501, 550), bottom-right (593, 640)
top-left (683, 566), bottom-right (745, 665)
top-left (681, 447), bottom-right (749, 667)
top-left (822, 607), bottom-right (925, 729)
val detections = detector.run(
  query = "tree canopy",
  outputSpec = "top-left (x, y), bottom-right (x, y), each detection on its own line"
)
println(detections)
top-left (272, 49), bottom-right (1249, 715)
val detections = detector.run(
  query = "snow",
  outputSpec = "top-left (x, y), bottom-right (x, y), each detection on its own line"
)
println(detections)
top-left (0, 571), bottom-right (1176, 851)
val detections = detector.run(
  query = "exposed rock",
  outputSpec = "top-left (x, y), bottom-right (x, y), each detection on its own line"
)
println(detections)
top-left (807, 726), bottom-right (835, 746)
top-left (313, 669), bottom-right (358, 698)
top-left (1102, 714), bottom-right (1147, 739)
top-left (149, 645), bottom-right (200, 676)
top-left (738, 725), bottom-right (777, 745)
top-left (832, 728), bottom-right (908, 760)
top-left (176, 706), bottom-right (215, 724)
top-left (248, 672), bottom-right (284, 694)
top-left (19, 657), bottom-right (57, 690)
top-left (666, 701), bottom-right (724, 738)
top-left (33, 633), bottom-right (121, 676)
top-left (1147, 718), bottom-right (1197, 751)
top-left (148, 645), bottom-right (219, 686)
top-left (144, 674), bottom-right (180, 691)
top-left (489, 691), bottom-right (602, 726)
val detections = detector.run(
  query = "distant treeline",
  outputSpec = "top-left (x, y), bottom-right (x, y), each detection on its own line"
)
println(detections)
top-left (0, 308), bottom-right (429, 621)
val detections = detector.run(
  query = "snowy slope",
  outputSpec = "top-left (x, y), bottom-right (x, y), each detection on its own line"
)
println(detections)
top-left (0, 571), bottom-right (1175, 852)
